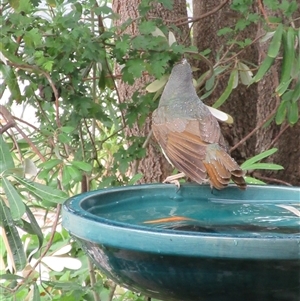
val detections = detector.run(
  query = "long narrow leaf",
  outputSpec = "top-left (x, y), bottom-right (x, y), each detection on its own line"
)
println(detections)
top-left (32, 283), bottom-right (41, 301)
top-left (0, 135), bottom-right (15, 172)
top-left (213, 69), bottom-right (238, 108)
top-left (1, 177), bottom-right (26, 220)
top-left (23, 204), bottom-right (43, 250)
top-left (251, 55), bottom-right (274, 83)
top-left (13, 176), bottom-right (68, 204)
top-left (241, 148), bottom-right (278, 169)
top-left (0, 198), bottom-right (26, 271)
top-left (242, 163), bottom-right (284, 171)
top-left (244, 176), bottom-right (266, 185)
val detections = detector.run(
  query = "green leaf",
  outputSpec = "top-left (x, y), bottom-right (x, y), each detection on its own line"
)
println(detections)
top-left (58, 133), bottom-right (71, 144)
top-left (8, 0), bottom-right (20, 9)
top-left (23, 204), bottom-right (43, 251)
top-left (65, 165), bottom-right (82, 182)
top-left (146, 75), bottom-right (168, 93)
top-left (123, 59), bottom-right (145, 83)
top-left (38, 159), bottom-right (62, 170)
top-left (217, 27), bottom-right (233, 36)
top-left (242, 163), bottom-right (284, 170)
top-left (0, 65), bottom-right (22, 102)
top-left (205, 73), bottom-right (215, 91)
top-left (291, 80), bottom-right (300, 103)
top-left (128, 173), bottom-right (143, 185)
top-left (42, 60), bottom-right (54, 72)
top-left (213, 69), bottom-right (238, 108)
top-left (72, 161), bottom-right (93, 172)
top-left (238, 62), bottom-right (253, 85)
top-left (62, 166), bottom-right (71, 186)
top-left (159, 0), bottom-right (173, 9)
top-left (244, 176), bottom-right (266, 185)
top-left (32, 283), bottom-right (41, 301)
top-left (276, 78), bottom-right (292, 96)
top-left (275, 100), bottom-right (288, 124)
top-left (0, 135), bottom-right (15, 172)
top-left (241, 148), bottom-right (278, 169)
top-left (287, 101), bottom-right (299, 125)
top-left (0, 198), bottom-right (26, 271)
top-left (267, 23), bottom-right (283, 58)
top-left (0, 273), bottom-right (24, 280)
top-left (138, 21), bottom-right (156, 34)
top-left (13, 176), bottom-right (68, 204)
top-left (251, 55), bottom-right (274, 83)
top-left (278, 28), bottom-right (295, 95)
top-left (98, 68), bottom-right (106, 90)
top-left (1, 178), bottom-right (26, 220)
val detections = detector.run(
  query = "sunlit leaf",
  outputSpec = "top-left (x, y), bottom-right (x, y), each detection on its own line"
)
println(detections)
top-left (238, 62), bottom-right (253, 85)
top-left (244, 176), bottom-right (266, 185)
top-left (206, 106), bottom-right (234, 124)
top-left (242, 163), bottom-right (284, 171)
top-left (146, 75), bottom-right (168, 93)
top-left (241, 148), bottom-right (278, 169)
top-left (72, 161), bottom-right (93, 172)
top-left (24, 158), bottom-right (38, 176)
top-left (168, 31), bottom-right (176, 46)
top-left (151, 27), bottom-right (166, 38)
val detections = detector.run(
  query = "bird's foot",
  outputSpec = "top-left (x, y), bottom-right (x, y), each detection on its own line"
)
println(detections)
top-left (163, 172), bottom-right (186, 190)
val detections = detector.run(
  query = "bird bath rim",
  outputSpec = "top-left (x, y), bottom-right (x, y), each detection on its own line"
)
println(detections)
top-left (62, 184), bottom-right (300, 260)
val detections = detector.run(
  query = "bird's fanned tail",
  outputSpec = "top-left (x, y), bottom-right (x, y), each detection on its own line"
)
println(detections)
top-left (203, 144), bottom-right (246, 190)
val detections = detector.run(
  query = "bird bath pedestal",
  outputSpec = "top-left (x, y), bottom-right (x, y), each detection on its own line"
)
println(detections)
top-left (62, 184), bottom-right (300, 301)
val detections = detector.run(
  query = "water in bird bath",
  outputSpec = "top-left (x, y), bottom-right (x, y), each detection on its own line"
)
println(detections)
top-left (84, 194), bottom-right (300, 236)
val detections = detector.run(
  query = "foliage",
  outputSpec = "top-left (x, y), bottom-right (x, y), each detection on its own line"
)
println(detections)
top-left (0, 0), bottom-right (298, 300)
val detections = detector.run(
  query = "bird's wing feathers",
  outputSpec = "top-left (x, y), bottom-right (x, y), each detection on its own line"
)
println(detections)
top-left (152, 112), bottom-right (246, 188)
top-left (152, 116), bottom-right (209, 184)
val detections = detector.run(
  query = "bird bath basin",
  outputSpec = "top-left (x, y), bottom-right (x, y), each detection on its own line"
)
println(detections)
top-left (62, 184), bottom-right (300, 301)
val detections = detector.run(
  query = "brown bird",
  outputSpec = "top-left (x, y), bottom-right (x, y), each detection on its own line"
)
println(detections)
top-left (152, 59), bottom-right (246, 190)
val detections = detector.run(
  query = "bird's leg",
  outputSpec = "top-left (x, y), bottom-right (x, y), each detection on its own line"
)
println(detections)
top-left (163, 172), bottom-right (186, 189)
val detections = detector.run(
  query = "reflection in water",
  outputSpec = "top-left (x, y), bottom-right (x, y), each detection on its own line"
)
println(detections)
top-left (87, 195), bottom-right (300, 236)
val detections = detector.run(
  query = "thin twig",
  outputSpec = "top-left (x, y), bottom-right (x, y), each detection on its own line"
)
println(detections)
top-left (185, 51), bottom-right (214, 90)
top-left (163, 0), bottom-right (229, 26)
top-left (253, 174), bottom-right (292, 186)
top-left (230, 107), bottom-right (277, 153)
top-left (142, 129), bottom-right (153, 148)
top-left (108, 283), bottom-right (117, 301)
top-left (0, 105), bottom-right (46, 162)
top-left (12, 115), bottom-right (41, 133)
top-left (265, 123), bottom-right (290, 150)
top-left (257, 0), bottom-right (270, 25)
top-left (88, 259), bottom-right (101, 301)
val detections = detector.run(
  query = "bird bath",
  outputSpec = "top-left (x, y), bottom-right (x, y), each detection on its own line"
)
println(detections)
top-left (62, 184), bottom-right (300, 301)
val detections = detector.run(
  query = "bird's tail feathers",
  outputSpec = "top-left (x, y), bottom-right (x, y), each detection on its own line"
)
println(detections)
top-left (203, 145), bottom-right (246, 190)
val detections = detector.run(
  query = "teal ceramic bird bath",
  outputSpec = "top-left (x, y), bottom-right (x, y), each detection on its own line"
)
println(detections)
top-left (62, 184), bottom-right (300, 301)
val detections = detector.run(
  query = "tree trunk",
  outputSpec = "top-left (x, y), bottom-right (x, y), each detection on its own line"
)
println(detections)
top-left (193, 1), bottom-right (300, 186)
top-left (112, 0), bottom-right (190, 183)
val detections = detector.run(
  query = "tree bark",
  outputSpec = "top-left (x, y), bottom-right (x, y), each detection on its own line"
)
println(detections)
top-left (193, 1), bottom-right (300, 186)
top-left (112, 0), bottom-right (190, 183)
